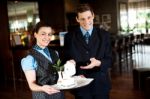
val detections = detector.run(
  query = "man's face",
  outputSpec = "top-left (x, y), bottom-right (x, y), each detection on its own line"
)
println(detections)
top-left (76, 10), bottom-right (94, 31)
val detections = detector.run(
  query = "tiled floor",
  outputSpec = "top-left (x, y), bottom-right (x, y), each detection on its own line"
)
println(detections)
top-left (0, 45), bottom-right (149, 99)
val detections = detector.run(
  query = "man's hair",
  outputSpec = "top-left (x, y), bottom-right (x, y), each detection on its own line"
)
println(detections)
top-left (76, 4), bottom-right (94, 17)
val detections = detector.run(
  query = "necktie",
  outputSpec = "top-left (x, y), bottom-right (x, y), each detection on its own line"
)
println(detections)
top-left (34, 45), bottom-right (50, 57)
top-left (84, 32), bottom-right (90, 44)
top-left (43, 48), bottom-right (50, 57)
top-left (43, 48), bottom-right (53, 62)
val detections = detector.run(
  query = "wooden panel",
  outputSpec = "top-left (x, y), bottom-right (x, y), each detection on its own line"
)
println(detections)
top-left (0, 0), bottom-right (12, 85)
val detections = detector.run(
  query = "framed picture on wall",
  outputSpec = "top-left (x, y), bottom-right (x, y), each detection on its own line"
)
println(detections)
top-left (94, 14), bottom-right (100, 24)
top-left (101, 14), bottom-right (111, 30)
top-left (102, 14), bottom-right (111, 23)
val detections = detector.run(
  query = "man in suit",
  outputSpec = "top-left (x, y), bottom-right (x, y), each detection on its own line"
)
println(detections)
top-left (64, 4), bottom-right (112, 99)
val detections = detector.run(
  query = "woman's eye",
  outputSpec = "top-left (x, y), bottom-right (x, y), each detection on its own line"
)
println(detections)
top-left (41, 33), bottom-right (45, 36)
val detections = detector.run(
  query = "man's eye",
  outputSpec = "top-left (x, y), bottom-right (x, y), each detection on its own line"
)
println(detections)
top-left (80, 19), bottom-right (85, 21)
top-left (88, 16), bottom-right (92, 20)
top-left (48, 34), bottom-right (53, 36)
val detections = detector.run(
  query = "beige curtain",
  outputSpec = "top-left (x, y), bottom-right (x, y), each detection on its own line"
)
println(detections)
top-left (128, 0), bottom-right (150, 34)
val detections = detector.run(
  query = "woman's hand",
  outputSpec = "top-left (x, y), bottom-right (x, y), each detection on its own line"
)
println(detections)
top-left (42, 85), bottom-right (60, 95)
top-left (80, 58), bottom-right (101, 69)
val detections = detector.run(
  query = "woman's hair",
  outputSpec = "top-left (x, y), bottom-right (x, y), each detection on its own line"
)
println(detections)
top-left (76, 4), bottom-right (94, 18)
top-left (32, 21), bottom-right (52, 34)
top-left (30, 21), bottom-right (52, 46)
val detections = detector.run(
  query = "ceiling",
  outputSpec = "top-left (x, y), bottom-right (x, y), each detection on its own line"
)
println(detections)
top-left (7, 0), bottom-right (148, 17)
top-left (128, 0), bottom-right (148, 2)
top-left (7, 1), bottom-right (38, 17)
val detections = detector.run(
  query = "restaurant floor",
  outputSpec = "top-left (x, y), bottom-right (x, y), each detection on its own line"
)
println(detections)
top-left (0, 45), bottom-right (149, 99)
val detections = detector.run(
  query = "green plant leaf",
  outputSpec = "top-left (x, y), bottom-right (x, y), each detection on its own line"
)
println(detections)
top-left (52, 59), bottom-right (64, 71)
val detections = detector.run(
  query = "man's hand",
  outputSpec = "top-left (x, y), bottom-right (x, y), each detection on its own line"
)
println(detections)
top-left (80, 58), bottom-right (101, 69)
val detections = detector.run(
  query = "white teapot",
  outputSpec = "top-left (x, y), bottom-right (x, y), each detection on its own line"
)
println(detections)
top-left (63, 61), bottom-right (76, 79)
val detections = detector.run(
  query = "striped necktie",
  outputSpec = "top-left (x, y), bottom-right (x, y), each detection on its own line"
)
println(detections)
top-left (34, 45), bottom-right (50, 57)
top-left (84, 32), bottom-right (90, 44)
top-left (43, 48), bottom-right (50, 57)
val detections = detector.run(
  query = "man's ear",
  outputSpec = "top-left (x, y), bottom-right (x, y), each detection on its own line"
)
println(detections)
top-left (93, 13), bottom-right (95, 20)
top-left (76, 16), bottom-right (79, 23)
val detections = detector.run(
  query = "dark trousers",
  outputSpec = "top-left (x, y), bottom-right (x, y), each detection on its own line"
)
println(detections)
top-left (74, 94), bottom-right (109, 99)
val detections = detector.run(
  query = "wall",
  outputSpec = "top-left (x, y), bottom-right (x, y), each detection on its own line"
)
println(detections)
top-left (38, 0), bottom-right (66, 32)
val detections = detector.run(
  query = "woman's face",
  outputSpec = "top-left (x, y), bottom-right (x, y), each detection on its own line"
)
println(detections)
top-left (34, 27), bottom-right (53, 48)
top-left (76, 10), bottom-right (94, 31)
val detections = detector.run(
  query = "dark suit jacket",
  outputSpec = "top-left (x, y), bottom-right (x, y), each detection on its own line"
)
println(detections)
top-left (64, 27), bottom-right (112, 95)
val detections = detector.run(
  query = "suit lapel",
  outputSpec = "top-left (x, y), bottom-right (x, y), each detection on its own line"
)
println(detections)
top-left (75, 27), bottom-right (102, 49)
top-left (88, 28), bottom-right (102, 51)
top-left (76, 28), bottom-right (88, 47)
top-left (88, 28), bottom-right (97, 43)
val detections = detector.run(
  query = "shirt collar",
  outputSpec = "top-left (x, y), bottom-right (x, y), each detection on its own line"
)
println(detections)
top-left (33, 45), bottom-right (45, 50)
top-left (80, 26), bottom-right (93, 36)
top-left (33, 45), bottom-right (50, 57)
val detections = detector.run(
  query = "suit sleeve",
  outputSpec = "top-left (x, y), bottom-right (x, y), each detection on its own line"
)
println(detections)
top-left (98, 31), bottom-right (112, 73)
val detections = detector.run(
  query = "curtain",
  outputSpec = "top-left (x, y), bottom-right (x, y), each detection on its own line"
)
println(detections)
top-left (128, 0), bottom-right (150, 34)
top-left (120, 0), bottom-right (150, 34)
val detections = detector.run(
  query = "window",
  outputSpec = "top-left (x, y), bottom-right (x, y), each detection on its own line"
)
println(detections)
top-left (119, 3), bottom-right (128, 34)
top-left (120, 1), bottom-right (150, 35)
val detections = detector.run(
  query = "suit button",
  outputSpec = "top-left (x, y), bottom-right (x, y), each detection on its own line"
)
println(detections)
top-left (86, 51), bottom-right (89, 54)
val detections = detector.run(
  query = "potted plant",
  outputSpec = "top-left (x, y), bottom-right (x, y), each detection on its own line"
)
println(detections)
top-left (53, 59), bottom-right (64, 81)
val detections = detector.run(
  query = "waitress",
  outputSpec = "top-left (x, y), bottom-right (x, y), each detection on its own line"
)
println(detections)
top-left (21, 21), bottom-right (71, 99)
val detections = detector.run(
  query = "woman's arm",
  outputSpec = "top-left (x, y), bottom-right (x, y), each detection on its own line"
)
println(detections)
top-left (24, 70), bottom-right (60, 95)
